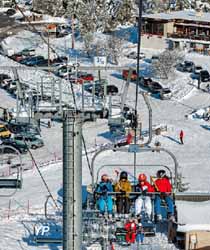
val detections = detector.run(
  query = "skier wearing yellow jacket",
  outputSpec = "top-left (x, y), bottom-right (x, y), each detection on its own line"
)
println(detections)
top-left (114, 171), bottom-right (132, 215)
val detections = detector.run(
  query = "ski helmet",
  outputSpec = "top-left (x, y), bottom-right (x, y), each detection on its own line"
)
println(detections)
top-left (120, 171), bottom-right (128, 180)
top-left (101, 174), bottom-right (108, 181)
top-left (156, 170), bottom-right (166, 178)
top-left (138, 173), bottom-right (147, 182)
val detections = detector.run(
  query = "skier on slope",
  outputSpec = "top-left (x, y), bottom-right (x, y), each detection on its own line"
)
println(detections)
top-left (135, 173), bottom-right (154, 220)
top-left (179, 130), bottom-right (184, 144)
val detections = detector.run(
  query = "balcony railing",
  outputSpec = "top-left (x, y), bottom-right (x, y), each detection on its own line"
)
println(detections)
top-left (167, 32), bottom-right (210, 42)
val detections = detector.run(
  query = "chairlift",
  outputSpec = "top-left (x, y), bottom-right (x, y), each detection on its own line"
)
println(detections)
top-left (33, 220), bottom-right (62, 244)
top-left (0, 145), bottom-right (22, 195)
top-left (91, 145), bottom-right (179, 190)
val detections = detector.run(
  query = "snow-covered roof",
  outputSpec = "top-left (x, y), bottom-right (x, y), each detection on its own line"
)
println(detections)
top-left (143, 10), bottom-right (210, 23)
top-left (177, 224), bottom-right (210, 233)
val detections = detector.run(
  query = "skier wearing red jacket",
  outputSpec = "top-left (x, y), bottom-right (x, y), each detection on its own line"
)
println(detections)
top-left (154, 170), bottom-right (174, 222)
top-left (124, 219), bottom-right (137, 244)
top-left (179, 130), bottom-right (184, 144)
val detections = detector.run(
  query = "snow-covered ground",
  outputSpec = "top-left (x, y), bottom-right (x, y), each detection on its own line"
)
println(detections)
top-left (1, 23), bottom-right (210, 249)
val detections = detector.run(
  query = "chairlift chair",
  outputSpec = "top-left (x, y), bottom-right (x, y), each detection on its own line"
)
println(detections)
top-left (0, 145), bottom-right (22, 194)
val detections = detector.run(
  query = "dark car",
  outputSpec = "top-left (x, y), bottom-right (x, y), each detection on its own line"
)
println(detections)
top-left (84, 81), bottom-right (118, 96)
top-left (148, 81), bottom-right (163, 93)
top-left (200, 70), bottom-right (210, 82)
top-left (184, 61), bottom-right (195, 72)
top-left (14, 134), bottom-right (44, 149)
top-left (2, 138), bottom-right (28, 154)
top-left (139, 77), bottom-right (152, 88)
top-left (20, 56), bottom-right (45, 66)
top-left (7, 121), bottom-right (40, 135)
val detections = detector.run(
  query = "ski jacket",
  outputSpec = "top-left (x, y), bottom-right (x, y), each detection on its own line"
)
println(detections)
top-left (125, 221), bottom-right (137, 232)
top-left (95, 181), bottom-right (113, 198)
top-left (114, 179), bottom-right (132, 197)
top-left (180, 130), bottom-right (184, 138)
top-left (126, 133), bottom-right (133, 144)
top-left (154, 177), bottom-right (172, 193)
top-left (136, 181), bottom-right (155, 194)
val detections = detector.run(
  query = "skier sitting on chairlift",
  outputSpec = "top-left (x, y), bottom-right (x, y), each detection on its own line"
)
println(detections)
top-left (135, 173), bottom-right (154, 220)
top-left (153, 170), bottom-right (175, 222)
top-left (114, 171), bottom-right (132, 217)
top-left (95, 174), bottom-right (113, 218)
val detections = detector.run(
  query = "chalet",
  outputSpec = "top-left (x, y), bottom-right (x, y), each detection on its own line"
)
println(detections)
top-left (142, 10), bottom-right (210, 54)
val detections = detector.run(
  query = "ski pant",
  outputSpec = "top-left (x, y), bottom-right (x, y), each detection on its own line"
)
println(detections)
top-left (116, 197), bottom-right (130, 214)
top-left (136, 233), bottom-right (144, 243)
top-left (135, 196), bottom-right (152, 217)
top-left (97, 196), bottom-right (113, 214)
top-left (125, 232), bottom-right (136, 243)
top-left (180, 137), bottom-right (184, 144)
top-left (154, 195), bottom-right (174, 215)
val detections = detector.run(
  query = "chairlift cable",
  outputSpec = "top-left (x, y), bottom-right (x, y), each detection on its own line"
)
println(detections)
top-left (24, 140), bottom-right (60, 210)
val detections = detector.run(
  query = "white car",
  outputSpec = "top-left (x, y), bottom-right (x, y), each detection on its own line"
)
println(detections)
top-left (160, 88), bottom-right (172, 100)
top-left (126, 51), bottom-right (145, 59)
top-left (194, 65), bottom-right (203, 75)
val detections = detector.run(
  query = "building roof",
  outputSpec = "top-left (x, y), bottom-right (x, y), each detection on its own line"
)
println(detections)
top-left (143, 10), bottom-right (210, 23)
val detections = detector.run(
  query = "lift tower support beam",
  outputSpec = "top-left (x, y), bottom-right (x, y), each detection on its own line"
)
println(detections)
top-left (63, 110), bottom-right (82, 250)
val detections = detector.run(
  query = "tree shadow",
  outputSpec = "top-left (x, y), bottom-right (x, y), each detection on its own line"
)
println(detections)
top-left (162, 135), bottom-right (181, 144)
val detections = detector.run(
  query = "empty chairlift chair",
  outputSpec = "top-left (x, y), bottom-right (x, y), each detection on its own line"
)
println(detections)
top-left (0, 145), bottom-right (22, 194)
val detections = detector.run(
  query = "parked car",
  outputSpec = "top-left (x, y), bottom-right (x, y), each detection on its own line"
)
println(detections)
top-left (10, 53), bottom-right (25, 62)
top-left (194, 65), bottom-right (203, 75)
top-left (0, 124), bottom-right (11, 138)
top-left (122, 69), bottom-right (137, 81)
top-left (7, 121), bottom-right (40, 135)
top-left (1, 138), bottom-right (28, 153)
top-left (20, 48), bottom-right (36, 57)
top-left (148, 81), bottom-right (163, 94)
top-left (160, 88), bottom-right (172, 100)
top-left (184, 61), bottom-right (195, 72)
top-left (6, 8), bottom-right (16, 16)
top-left (139, 77), bottom-right (152, 88)
top-left (84, 80), bottom-right (118, 96)
top-left (1, 79), bottom-right (12, 89)
top-left (7, 80), bottom-right (17, 93)
top-left (126, 51), bottom-right (146, 59)
top-left (200, 70), bottom-right (210, 82)
top-left (20, 56), bottom-right (45, 66)
top-left (77, 72), bottom-right (94, 82)
top-left (13, 134), bottom-right (44, 149)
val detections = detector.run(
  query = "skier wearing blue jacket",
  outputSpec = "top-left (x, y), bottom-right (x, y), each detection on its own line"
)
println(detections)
top-left (95, 174), bottom-right (113, 216)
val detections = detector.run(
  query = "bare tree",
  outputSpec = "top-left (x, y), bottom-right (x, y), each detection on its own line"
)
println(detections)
top-left (106, 35), bottom-right (124, 64)
top-left (152, 50), bottom-right (184, 79)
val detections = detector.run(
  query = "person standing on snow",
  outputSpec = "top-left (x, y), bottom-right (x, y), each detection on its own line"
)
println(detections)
top-left (153, 170), bottom-right (174, 222)
top-left (179, 130), bottom-right (184, 144)
top-left (95, 174), bottom-right (113, 217)
top-left (135, 173), bottom-right (154, 220)
top-left (114, 171), bottom-right (132, 216)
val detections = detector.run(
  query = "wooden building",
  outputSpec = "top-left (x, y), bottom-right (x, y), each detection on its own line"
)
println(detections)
top-left (142, 10), bottom-right (210, 53)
